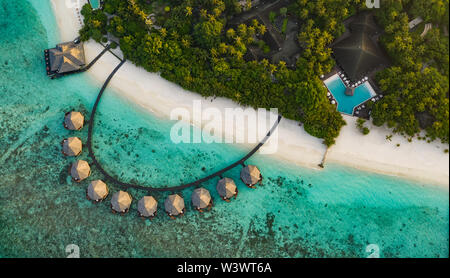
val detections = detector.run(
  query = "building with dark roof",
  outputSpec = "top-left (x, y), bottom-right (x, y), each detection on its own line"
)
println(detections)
top-left (332, 13), bottom-right (388, 82)
top-left (46, 41), bottom-right (85, 76)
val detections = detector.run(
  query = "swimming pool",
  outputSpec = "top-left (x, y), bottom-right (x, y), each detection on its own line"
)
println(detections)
top-left (324, 74), bottom-right (376, 115)
top-left (89, 0), bottom-right (100, 9)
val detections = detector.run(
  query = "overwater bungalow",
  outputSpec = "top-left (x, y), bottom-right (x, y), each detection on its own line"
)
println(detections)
top-left (45, 41), bottom-right (85, 77)
top-left (70, 160), bottom-right (91, 182)
top-left (64, 111), bottom-right (84, 131)
top-left (87, 180), bottom-right (109, 202)
top-left (111, 191), bottom-right (132, 214)
top-left (216, 178), bottom-right (238, 202)
top-left (240, 165), bottom-right (262, 188)
top-left (332, 13), bottom-right (388, 82)
top-left (61, 137), bottom-right (82, 156)
top-left (164, 194), bottom-right (185, 219)
top-left (138, 196), bottom-right (158, 219)
top-left (191, 188), bottom-right (213, 212)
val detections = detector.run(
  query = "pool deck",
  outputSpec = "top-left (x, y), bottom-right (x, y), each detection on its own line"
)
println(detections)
top-left (322, 71), bottom-right (379, 118)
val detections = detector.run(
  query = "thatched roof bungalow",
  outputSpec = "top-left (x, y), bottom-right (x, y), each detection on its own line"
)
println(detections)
top-left (64, 111), bottom-right (84, 131)
top-left (111, 191), bottom-right (132, 214)
top-left (70, 160), bottom-right (91, 182)
top-left (87, 180), bottom-right (109, 202)
top-left (191, 188), bottom-right (212, 211)
top-left (138, 196), bottom-right (158, 218)
top-left (240, 165), bottom-right (262, 187)
top-left (216, 178), bottom-right (237, 200)
top-left (62, 137), bottom-right (82, 156)
top-left (48, 41), bottom-right (85, 74)
top-left (164, 194), bottom-right (185, 217)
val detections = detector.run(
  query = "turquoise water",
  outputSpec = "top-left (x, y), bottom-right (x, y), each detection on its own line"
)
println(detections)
top-left (89, 0), bottom-right (100, 9)
top-left (325, 75), bottom-right (374, 115)
top-left (0, 0), bottom-right (448, 258)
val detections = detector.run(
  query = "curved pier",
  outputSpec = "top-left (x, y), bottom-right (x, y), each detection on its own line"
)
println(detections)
top-left (87, 60), bottom-right (282, 192)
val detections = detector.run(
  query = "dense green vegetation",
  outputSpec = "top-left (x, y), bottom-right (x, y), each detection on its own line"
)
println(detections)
top-left (372, 0), bottom-right (449, 144)
top-left (80, 0), bottom-right (449, 146)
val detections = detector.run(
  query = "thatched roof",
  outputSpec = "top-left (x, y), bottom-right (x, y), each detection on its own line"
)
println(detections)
top-left (333, 13), bottom-right (387, 82)
top-left (191, 188), bottom-right (211, 209)
top-left (111, 191), bottom-right (132, 213)
top-left (216, 178), bottom-right (237, 199)
top-left (349, 13), bottom-right (378, 35)
top-left (240, 165), bottom-right (261, 185)
top-left (164, 194), bottom-right (185, 216)
top-left (62, 137), bottom-right (82, 156)
top-left (138, 196), bottom-right (158, 217)
top-left (87, 180), bottom-right (108, 201)
top-left (49, 41), bottom-right (85, 73)
top-left (70, 160), bottom-right (90, 181)
top-left (64, 111), bottom-right (84, 130)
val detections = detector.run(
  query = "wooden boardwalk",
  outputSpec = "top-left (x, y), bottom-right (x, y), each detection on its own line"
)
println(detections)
top-left (86, 60), bottom-right (282, 192)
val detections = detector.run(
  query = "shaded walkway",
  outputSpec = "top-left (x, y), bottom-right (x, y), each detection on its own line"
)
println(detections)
top-left (86, 60), bottom-right (282, 192)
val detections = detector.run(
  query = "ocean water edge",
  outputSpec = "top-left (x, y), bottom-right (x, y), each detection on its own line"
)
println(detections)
top-left (0, 0), bottom-right (448, 258)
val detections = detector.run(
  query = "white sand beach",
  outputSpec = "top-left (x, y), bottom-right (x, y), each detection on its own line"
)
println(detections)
top-left (50, 0), bottom-right (449, 187)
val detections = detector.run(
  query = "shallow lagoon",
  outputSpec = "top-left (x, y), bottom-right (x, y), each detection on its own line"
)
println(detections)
top-left (0, 0), bottom-right (448, 258)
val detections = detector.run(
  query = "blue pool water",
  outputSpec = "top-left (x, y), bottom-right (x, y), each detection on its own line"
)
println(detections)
top-left (89, 0), bottom-right (100, 9)
top-left (325, 75), bottom-right (375, 115)
top-left (0, 0), bottom-right (447, 258)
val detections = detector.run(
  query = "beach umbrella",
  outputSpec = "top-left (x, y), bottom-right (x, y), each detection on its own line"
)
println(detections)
top-left (240, 165), bottom-right (261, 186)
top-left (62, 137), bottom-right (82, 156)
top-left (216, 178), bottom-right (237, 199)
top-left (331, 100), bottom-right (336, 104)
top-left (111, 191), bottom-right (132, 213)
top-left (64, 111), bottom-right (84, 130)
top-left (87, 180), bottom-right (108, 201)
top-left (191, 188), bottom-right (211, 209)
top-left (327, 92), bottom-right (331, 96)
top-left (70, 160), bottom-right (90, 182)
top-left (138, 196), bottom-right (158, 217)
top-left (164, 194), bottom-right (185, 216)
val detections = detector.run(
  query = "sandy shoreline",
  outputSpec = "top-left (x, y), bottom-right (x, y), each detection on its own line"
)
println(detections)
top-left (49, 0), bottom-right (449, 187)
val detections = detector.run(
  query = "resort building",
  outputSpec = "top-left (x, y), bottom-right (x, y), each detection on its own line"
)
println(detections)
top-left (62, 137), bottom-right (82, 156)
top-left (241, 165), bottom-right (262, 187)
top-left (191, 188), bottom-right (212, 211)
top-left (164, 194), bottom-right (185, 217)
top-left (137, 196), bottom-right (158, 218)
top-left (332, 13), bottom-right (388, 82)
top-left (111, 191), bottom-right (132, 214)
top-left (70, 160), bottom-right (91, 182)
top-left (64, 111), bottom-right (84, 131)
top-left (46, 41), bottom-right (86, 76)
top-left (216, 178), bottom-right (238, 200)
top-left (87, 180), bottom-right (109, 202)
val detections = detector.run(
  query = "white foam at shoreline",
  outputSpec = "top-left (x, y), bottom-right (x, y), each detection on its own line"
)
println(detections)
top-left (48, 0), bottom-right (449, 188)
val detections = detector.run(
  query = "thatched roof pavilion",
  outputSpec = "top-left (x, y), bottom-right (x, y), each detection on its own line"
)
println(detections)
top-left (87, 180), bottom-right (109, 202)
top-left (240, 165), bottom-right (261, 186)
top-left (164, 194), bottom-right (185, 216)
top-left (191, 188), bottom-right (212, 210)
top-left (138, 196), bottom-right (158, 218)
top-left (64, 111), bottom-right (84, 131)
top-left (70, 160), bottom-right (90, 182)
top-left (332, 13), bottom-right (388, 82)
top-left (111, 191), bottom-right (132, 213)
top-left (62, 137), bottom-right (82, 156)
top-left (48, 41), bottom-right (85, 74)
top-left (216, 178), bottom-right (237, 199)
